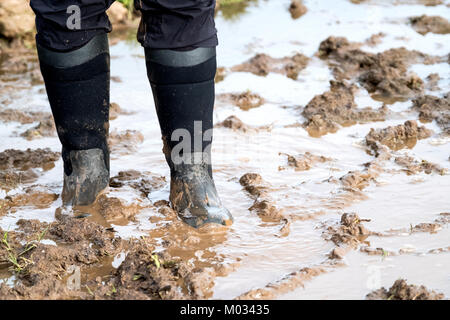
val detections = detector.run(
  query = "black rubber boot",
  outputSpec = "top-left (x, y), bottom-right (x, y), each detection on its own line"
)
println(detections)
top-left (145, 47), bottom-right (233, 228)
top-left (37, 33), bottom-right (110, 206)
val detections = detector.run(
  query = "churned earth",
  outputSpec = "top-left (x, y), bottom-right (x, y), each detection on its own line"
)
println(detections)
top-left (0, 0), bottom-right (449, 300)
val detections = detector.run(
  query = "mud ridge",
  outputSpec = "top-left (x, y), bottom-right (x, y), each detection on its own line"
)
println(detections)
top-left (239, 173), bottom-right (290, 236)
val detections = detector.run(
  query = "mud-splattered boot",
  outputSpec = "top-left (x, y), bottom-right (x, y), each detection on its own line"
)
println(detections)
top-left (145, 47), bottom-right (233, 228)
top-left (37, 33), bottom-right (110, 206)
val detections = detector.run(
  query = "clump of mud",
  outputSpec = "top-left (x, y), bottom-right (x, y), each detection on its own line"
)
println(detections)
top-left (92, 241), bottom-right (216, 299)
top-left (217, 91), bottom-right (265, 111)
top-left (395, 154), bottom-right (446, 175)
top-left (0, 215), bottom-right (220, 300)
top-left (409, 15), bottom-right (450, 35)
top-left (108, 130), bottom-right (144, 155)
top-left (322, 213), bottom-right (372, 259)
top-left (350, 0), bottom-right (443, 6)
top-left (215, 67), bottom-right (227, 83)
top-left (239, 173), bottom-right (290, 236)
top-left (216, 115), bottom-right (251, 132)
top-left (301, 80), bottom-right (388, 137)
top-left (365, 32), bottom-right (386, 47)
top-left (231, 52), bottom-right (309, 80)
top-left (110, 170), bottom-right (166, 198)
top-left (91, 194), bottom-right (145, 223)
top-left (365, 120), bottom-right (433, 154)
top-left (425, 73), bottom-right (441, 91)
top-left (216, 115), bottom-right (272, 133)
top-left (0, 109), bottom-right (51, 125)
top-left (20, 117), bottom-right (56, 140)
top-left (289, 0), bottom-right (307, 19)
top-left (109, 102), bottom-right (131, 120)
top-left (339, 149), bottom-right (390, 193)
top-left (366, 279), bottom-right (444, 300)
top-left (318, 36), bottom-right (440, 102)
top-left (412, 94), bottom-right (450, 135)
top-left (0, 217), bottom-right (123, 299)
top-left (0, 185), bottom-right (58, 217)
top-left (0, 148), bottom-right (59, 171)
top-left (279, 152), bottom-right (331, 171)
top-left (0, 148), bottom-right (60, 191)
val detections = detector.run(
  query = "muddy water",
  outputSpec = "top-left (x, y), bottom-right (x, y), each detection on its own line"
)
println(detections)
top-left (1, 0), bottom-right (449, 299)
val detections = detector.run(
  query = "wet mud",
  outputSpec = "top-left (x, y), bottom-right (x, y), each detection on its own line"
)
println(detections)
top-left (318, 36), bottom-right (442, 103)
top-left (1, 0), bottom-right (449, 300)
top-left (231, 53), bottom-right (309, 80)
top-left (108, 130), bottom-right (144, 155)
top-left (0, 148), bottom-right (60, 191)
top-left (239, 173), bottom-right (290, 236)
top-left (409, 15), bottom-right (450, 35)
top-left (302, 80), bottom-right (388, 137)
top-left (217, 91), bottom-right (265, 111)
top-left (366, 279), bottom-right (445, 300)
top-left (289, 0), bottom-right (307, 20)
top-left (279, 152), bottom-right (332, 171)
top-left (411, 94), bottom-right (450, 135)
top-left (365, 120), bottom-right (433, 153)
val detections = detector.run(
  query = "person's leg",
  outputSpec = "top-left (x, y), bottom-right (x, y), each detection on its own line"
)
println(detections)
top-left (136, 0), bottom-right (233, 228)
top-left (30, 0), bottom-right (114, 205)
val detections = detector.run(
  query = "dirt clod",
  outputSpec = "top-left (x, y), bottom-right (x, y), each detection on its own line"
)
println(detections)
top-left (302, 80), bottom-right (388, 137)
top-left (108, 130), bottom-right (144, 155)
top-left (217, 91), bottom-right (265, 111)
top-left (366, 279), bottom-right (444, 300)
top-left (279, 152), bottom-right (331, 171)
top-left (232, 53), bottom-right (309, 79)
top-left (412, 94), bottom-right (450, 135)
top-left (365, 120), bottom-right (433, 153)
top-left (289, 0), bottom-right (307, 19)
top-left (410, 15), bottom-right (450, 35)
top-left (323, 213), bottom-right (371, 249)
top-left (318, 36), bottom-right (440, 102)
top-left (395, 154), bottom-right (446, 175)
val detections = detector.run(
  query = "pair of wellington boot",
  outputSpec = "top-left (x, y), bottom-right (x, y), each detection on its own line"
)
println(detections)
top-left (37, 34), bottom-right (232, 228)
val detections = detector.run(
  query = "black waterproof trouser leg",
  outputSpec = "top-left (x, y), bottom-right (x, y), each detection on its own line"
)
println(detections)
top-left (29, 0), bottom-right (218, 51)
